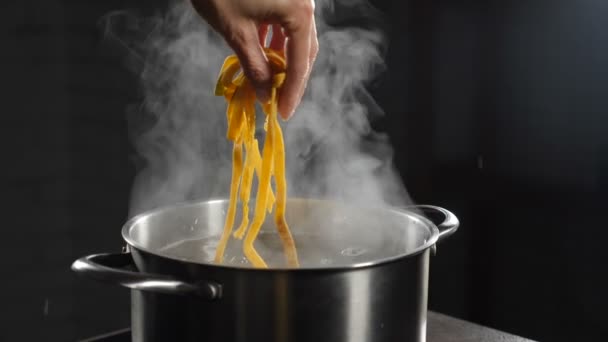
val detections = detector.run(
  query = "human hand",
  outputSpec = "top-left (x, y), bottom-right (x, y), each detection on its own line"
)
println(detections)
top-left (190, 0), bottom-right (318, 120)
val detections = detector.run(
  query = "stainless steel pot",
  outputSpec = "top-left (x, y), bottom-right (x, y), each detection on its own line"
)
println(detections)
top-left (72, 198), bottom-right (459, 342)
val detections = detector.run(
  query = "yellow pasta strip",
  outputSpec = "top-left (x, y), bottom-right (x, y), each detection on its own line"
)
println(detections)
top-left (239, 145), bottom-right (254, 202)
top-left (213, 48), bottom-right (298, 268)
top-left (242, 105), bottom-right (274, 268)
top-left (233, 140), bottom-right (254, 239)
top-left (226, 88), bottom-right (245, 141)
top-left (214, 56), bottom-right (240, 96)
top-left (213, 141), bottom-right (243, 263)
top-left (251, 140), bottom-right (276, 206)
top-left (271, 105), bottom-right (299, 267)
top-left (234, 200), bottom-right (250, 239)
top-left (234, 86), bottom-right (261, 240)
top-left (244, 87), bottom-right (256, 142)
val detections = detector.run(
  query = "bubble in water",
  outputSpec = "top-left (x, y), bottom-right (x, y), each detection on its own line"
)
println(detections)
top-left (341, 247), bottom-right (367, 257)
top-left (226, 255), bottom-right (249, 266)
top-left (320, 258), bottom-right (333, 265)
top-left (201, 241), bottom-right (217, 259)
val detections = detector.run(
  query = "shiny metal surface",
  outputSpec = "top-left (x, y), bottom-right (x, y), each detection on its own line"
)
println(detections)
top-left (129, 246), bottom-right (431, 342)
top-left (71, 253), bottom-right (221, 299)
top-left (121, 198), bottom-right (456, 269)
top-left (72, 199), bottom-right (460, 342)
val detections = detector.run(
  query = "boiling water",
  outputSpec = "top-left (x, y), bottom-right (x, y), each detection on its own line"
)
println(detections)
top-left (159, 231), bottom-right (389, 268)
top-left (145, 201), bottom-right (427, 268)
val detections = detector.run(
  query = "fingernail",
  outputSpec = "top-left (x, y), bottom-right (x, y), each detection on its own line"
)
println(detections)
top-left (287, 97), bottom-right (305, 120)
top-left (281, 106), bottom-right (295, 121)
top-left (281, 111), bottom-right (292, 121)
top-left (288, 107), bottom-right (297, 119)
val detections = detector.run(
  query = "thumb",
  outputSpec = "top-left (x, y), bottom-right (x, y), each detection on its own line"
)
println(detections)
top-left (224, 21), bottom-right (272, 102)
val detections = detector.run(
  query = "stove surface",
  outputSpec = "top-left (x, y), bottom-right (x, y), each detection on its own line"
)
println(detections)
top-left (81, 312), bottom-right (532, 342)
top-left (80, 328), bottom-right (130, 342)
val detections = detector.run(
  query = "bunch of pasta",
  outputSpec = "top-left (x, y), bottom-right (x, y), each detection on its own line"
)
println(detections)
top-left (213, 48), bottom-right (299, 268)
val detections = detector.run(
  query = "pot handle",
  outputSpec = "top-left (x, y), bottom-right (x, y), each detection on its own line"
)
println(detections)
top-left (71, 252), bottom-right (222, 300)
top-left (407, 205), bottom-right (460, 243)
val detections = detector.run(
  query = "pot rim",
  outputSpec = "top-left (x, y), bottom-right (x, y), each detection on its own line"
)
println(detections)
top-left (121, 198), bottom-right (442, 272)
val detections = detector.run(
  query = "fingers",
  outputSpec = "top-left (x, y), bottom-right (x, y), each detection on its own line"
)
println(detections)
top-left (208, 0), bottom-right (317, 116)
top-left (278, 2), bottom-right (315, 120)
top-left (309, 21), bottom-right (319, 70)
top-left (258, 23), bottom-right (269, 46)
top-left (225, 21), bottom-right (272, 102)
top-left (269, 24), bottom-right (286, 52)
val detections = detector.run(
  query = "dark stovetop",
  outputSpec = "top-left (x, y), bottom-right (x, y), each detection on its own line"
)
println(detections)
top-left (80, 311), bottom-right (534, 342)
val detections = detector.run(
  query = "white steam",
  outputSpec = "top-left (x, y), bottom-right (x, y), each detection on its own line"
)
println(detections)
top-left (102, 0), bottom-right (413, 218)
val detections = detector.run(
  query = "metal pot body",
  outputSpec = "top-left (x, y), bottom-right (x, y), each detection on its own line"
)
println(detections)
top-left (72, 199), bottom-right (459, 342)
top-left (129, 246), bottom-right (430, 342)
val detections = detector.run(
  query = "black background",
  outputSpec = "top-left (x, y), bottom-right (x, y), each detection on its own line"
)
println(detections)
top-left (2, 0), bottom-right (607, 341)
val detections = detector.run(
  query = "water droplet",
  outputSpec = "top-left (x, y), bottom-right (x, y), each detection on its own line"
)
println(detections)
top-left (477, 155), bottom-right (484, 169)
top-left (194, 218), bottom-right (199, 225)
top-left (341, 247), bottom-right (367, 257)
top-left (43, 299), bottom-right (49, 316)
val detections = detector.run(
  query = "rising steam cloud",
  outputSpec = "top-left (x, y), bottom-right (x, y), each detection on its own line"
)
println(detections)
top-left (102, 0), bottom-right (413, 217)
